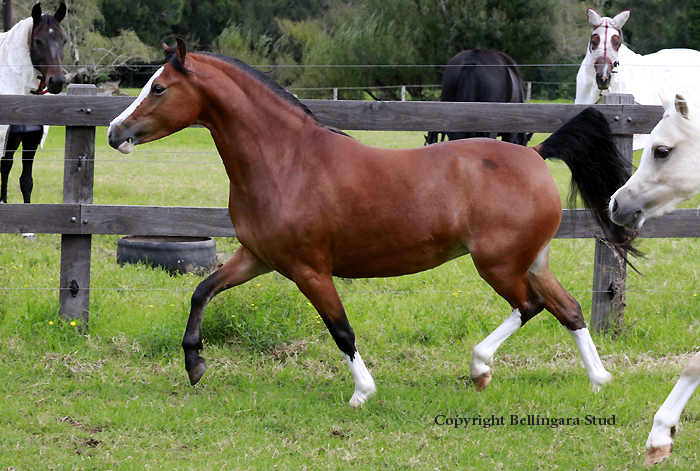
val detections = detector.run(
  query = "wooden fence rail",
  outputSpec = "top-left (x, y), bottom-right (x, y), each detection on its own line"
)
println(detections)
top-left (0, 87), bottom-right (679, 335)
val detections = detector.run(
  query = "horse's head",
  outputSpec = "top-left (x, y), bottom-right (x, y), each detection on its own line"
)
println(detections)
top-left (586, 8), bottom-right (629, 91)
top-left (30, 2), bottom-right (67, 94)
top-left (610, 94), bottom-right (700, 229)
top-left (108, 39), bottom-right (202, 154)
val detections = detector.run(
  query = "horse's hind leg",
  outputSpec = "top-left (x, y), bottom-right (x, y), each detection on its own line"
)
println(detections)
top-left (527, 244), bottom-right (612, 390)
top-left (292, 267), bottom-right (376, 407)
top-left (183, 245), bottom-right (272, 386)
top-left (469, 251), bottom-right (547, 391)
top-left (18, 131), bottom-right (42, 204)
top-left (644, 351), bottom-right (700, 466)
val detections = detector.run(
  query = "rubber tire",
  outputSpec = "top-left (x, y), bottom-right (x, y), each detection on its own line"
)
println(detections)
top-left (117, 236), bottom-right (217, 274)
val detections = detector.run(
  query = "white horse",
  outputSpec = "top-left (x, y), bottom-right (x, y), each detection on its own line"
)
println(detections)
top-left (575, 8), bottom-right (700, 149)
top-left (610, 94), bottom-right (700, 466)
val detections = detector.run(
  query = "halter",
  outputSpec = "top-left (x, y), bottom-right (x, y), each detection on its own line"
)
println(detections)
top-left (596, 18), bottom-right (621, 71)
top-left (32, 78), bottom-right (48, 95)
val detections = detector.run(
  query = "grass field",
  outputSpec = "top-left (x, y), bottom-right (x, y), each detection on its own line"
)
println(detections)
top-left (1, 121), bottom-right (700, 469)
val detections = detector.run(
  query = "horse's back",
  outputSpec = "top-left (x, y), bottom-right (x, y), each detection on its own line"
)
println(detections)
top-left (319, 136), bottom-right (559, 278)
top-left (618, 45), bottom-right (700, 106)
top-left (442, 49), bottom-right (515, 102)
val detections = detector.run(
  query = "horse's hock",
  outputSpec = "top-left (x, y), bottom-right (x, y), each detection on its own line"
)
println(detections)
top-left (117, 236), bottom-right (217, 275)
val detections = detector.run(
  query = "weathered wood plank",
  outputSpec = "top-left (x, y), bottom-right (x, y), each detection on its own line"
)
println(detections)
top-left (0, 203), bottom-right (81, 233)
top-left (590, 94), bottom-right (633, 335)
top-left (59, 234), bottom-right (91, 329)
top-left (80, 205), bottom-right (237, 238)
top-left (59, 85), bottom-right (97, 330)
top-left (3, 204), bottom-right (700, 239)
top-left (303, 100), bottom-right (664, 134)
top-left (0, 94), bottom-right (129, 126)
top-left (0, 95), bottom-right (664, 133)
top-left (634, 209), bottom-right (700, 238)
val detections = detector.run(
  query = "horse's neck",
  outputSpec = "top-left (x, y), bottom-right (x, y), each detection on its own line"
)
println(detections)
top-left (618, 44), bottom-right (642, 64)
top-left (196, 58), bottom-right (315, 198)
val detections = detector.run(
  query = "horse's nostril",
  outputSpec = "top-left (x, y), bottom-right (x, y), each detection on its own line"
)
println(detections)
top-left (612, 199), bottom-right (619, 214)
top-left (634, 210), bottom-right (643, 220)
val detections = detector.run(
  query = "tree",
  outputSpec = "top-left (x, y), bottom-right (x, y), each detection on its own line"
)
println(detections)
top-left (281, 0), bottom-right (561, 99)
top-left (172, 0), bottom-right (240, 49)
top-left (98, 0), bottom-right (186, 48)
top-left (601, 0), bottom-right (693, 53)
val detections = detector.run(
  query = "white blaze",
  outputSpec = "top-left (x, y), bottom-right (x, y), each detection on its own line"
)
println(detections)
top-left (109, 66), bottom-right (164, 129)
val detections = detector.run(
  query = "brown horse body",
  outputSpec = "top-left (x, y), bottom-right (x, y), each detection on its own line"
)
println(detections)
top-left (108, 40), bottom-right (636, 406)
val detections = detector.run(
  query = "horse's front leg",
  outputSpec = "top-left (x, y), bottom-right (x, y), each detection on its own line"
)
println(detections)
top-left (644, 351), bottom-right (700, 466)
top-left (184, 245), bottom-right (271, 385)
top-left (0, 133), bottom-right (21, 203)
top-left (293, 268), bottom-right (376, 407)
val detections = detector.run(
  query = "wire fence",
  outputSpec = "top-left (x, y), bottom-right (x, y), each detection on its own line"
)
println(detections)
top-left (0, 88), bottom-right (674, 307)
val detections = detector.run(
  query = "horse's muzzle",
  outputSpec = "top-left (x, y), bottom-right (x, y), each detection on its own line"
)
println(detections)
top-left (609, 191), bottom-right (644, 230)
top-left (46, 74), bottom-right (66, 94)
top-left (107, 125), bottom-right (135, 154)
top-left (594, 56), bottom-right (614, 90)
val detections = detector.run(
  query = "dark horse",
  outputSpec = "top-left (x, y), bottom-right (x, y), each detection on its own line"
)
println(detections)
top-left (108, 39), bottom-right (637, 406)
top-left (426, 49), bottom-right (530, 146)
top-left (0, 3), bottom-right (66, 205)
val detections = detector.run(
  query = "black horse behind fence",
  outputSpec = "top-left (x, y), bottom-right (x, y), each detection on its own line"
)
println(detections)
top-left (0, 2), bottom-right (66, 205)
top-left (426, 49), bottom-right (530, 146)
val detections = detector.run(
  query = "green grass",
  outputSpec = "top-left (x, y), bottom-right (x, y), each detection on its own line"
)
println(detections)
top-left (1, 126), bottom-right (699, 469)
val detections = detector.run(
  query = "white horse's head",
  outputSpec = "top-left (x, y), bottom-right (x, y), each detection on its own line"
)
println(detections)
top-left (586, 8), bottom-right (630, 90)
top-left (610, 94), bottom-right (700, 229)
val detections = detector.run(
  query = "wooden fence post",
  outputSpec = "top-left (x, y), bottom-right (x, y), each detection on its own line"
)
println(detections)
top-left (590, 93), bottom-right (635, 335)
top-left (58, 84), bottom-right (97, 331)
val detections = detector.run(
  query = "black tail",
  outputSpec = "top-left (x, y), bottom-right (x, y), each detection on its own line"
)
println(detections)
top-left (536, 107), bottom-right (641, 261)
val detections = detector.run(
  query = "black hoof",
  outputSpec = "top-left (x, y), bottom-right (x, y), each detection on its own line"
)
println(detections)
top-left (187, 357), bottom-right (207, 386)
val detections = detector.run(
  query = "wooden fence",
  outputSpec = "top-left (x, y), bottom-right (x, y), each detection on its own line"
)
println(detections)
top-left (0, 86), bottom-right (679, 334)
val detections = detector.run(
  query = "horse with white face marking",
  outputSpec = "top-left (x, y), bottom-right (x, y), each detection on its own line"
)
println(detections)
top-left (108, 39), bottom-right (639, 408)
top-left (575, 8), bottom-right (700, 149)
top-left (610, 94), bottom-right (700, 466)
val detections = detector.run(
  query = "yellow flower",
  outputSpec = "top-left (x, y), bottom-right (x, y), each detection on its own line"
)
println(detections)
top-left (170, 304), bottom-right (175, 306)
top-left (70, 321), bottom-right (76, 326)
top-left (49, 321), bottom-right (53, 325)
top-left (256, 283), bottom-right (261, 287)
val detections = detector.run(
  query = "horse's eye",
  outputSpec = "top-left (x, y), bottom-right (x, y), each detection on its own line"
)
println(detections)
top-left (654, 146), bottom-right (672, 160)
top-left (34, 39), bottom-right (43, 46)
top-left (611, 35), bottom-right (621, 51)
top-left (590, 34), bottom-right (600, 51)
top-left (151, 84), bottom-right (166, 96)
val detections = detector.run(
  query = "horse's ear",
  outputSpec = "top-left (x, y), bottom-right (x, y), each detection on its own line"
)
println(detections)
top-left (587, 8), bottom-right (602, 28)
top-left (611, 10), bottom-right (631, 30)
top-left (31, 3), bottom-right (42, 24)
top-left (660, 93), bottom-right (671, 110)
top-left (54, 3), bottom-right (67, 23)
top-left (176, 38), bottom-right (187, 65)
top-left (675, 94), bottom-right (690, 120)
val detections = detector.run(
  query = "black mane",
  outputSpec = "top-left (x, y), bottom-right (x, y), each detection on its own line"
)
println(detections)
top-left (164, 47), bottom-right (315, 120)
